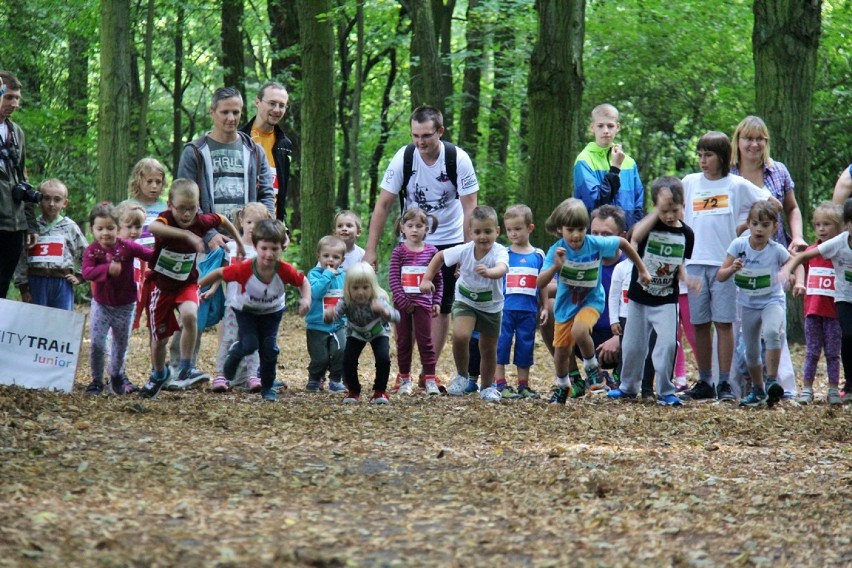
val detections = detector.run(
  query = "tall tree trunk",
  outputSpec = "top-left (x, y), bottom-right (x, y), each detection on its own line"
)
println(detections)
top-left (409, 0), bottom-right (442, 109)
top-left (431, 0), bottom-right (455, 132)
top-left (269, 0), bottom-right (302, 230)
top-left (753, 0), bottom-right (822, 344)
top-left (172, 4), bottom-right (185, 174)
top-left (486, 14), bottom-right (514, 213)
top-left (368, 47), bottom-right (398, 212)
top-left (296, 0), bottom-right (336, 273)
top-left (222, 0), bottom-right (245, 94)
top-left (350, 0), bottom-right (364, 205)
top-left (131, 0), bottom-right (155, 162)
top-left (525, 0), bottom-right (585, 249)
top-left (457, 0), bottom-right (483, 160)
top-left (66, 29), bottom-right (90, 152)
top-left (97, 0), bottom-right (132, 203)
top-left (336, 13), bottom-right (353, 210)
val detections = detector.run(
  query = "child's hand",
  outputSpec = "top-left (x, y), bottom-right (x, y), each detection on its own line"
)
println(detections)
top-left (66, 274), bottom-right (82, 286)
top-left (637, 266), bottom-right (652, 287)
top-left (323, 306), bottom-right (335, 323)
top-left (792, 281), bottom-right (806, 297)
top-left (431, 304), bottom-right (440, 317)
top-left (21, 291), bottom-right (32, 303)
top-left (297, 298), bottom-right (310, 317)
top-left (611, 322), bottom-right (622, 336)
top-left (686, 275), bottom-right (703, 293)
top-left (186, 231), bottom-right (205, 253)
top-left (235, 242), bottom-right (247, 262)
top-left (474, 264), bottom-right (488, 277)
top-left (610, 143), bottom-right (625, 168)
top-left (731, 258), bottom-right (744, 272)
top-left (420, 278), bottom-right (435, 294)
top-left (539, 308), bottom-right (549, 326)
top-left (553, 248), bottom-right (566, 269)
top-left (371, 298), bottom-right (386, 316)
top-left (108, 260), bottom-right (122, 277)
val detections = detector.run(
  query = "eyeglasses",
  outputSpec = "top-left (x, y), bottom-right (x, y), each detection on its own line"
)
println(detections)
top-left (743, 136), bottom-right (767, 144)
top-left (262, 100), bottom-right (288, 110)
top-left (411, 131), bottom-right (438, 142)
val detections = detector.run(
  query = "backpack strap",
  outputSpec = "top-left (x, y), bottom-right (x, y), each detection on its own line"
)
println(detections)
top-left (399, 140), bottom-right (459, 214)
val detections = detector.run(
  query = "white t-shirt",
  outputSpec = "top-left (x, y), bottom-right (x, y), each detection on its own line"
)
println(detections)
top-left (608, 259), bottom-right (632, 325)
top-left (381, 143), bottom-right (479, 245)
top-left (442, 241), bottom-right (509, 313)
top-left (726, 236), bottom-right (789, 309)
top-left (224, 241), bottom-right (257, 307)
top-left (683, 173), bottom-right (771, 266)
top-left (818, 231), bottom-right (852, 303)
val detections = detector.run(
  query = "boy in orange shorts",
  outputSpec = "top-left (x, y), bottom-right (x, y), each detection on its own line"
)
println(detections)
top-left (537, 198), bottom-right (650, 406)
top-left (140, 178), bottom-right (244, 398)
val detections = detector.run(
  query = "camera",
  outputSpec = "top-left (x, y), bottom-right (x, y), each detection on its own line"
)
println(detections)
top-left (11, 181), bottom-right (42, 204)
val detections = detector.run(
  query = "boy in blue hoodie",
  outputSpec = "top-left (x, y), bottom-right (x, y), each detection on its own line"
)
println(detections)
top-left (305, 235), bottom-right (347, 392)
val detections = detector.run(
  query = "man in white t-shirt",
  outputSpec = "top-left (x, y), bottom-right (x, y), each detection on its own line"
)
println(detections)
top-left (364, 106), bottom-right (479, 370)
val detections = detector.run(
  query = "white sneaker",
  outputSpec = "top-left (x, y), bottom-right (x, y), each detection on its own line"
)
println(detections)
top-left (479, 385), bottom-right (502, 403)
top-left (425, 380), bottom-right (440, 395)
top-left (398, 379), bottom-right (413, 396)
top-left (447, 374), bottom-right (468, 396)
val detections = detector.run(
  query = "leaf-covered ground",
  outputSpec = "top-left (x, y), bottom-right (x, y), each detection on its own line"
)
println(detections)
top-left (1, 311), bottom-right (850, 567)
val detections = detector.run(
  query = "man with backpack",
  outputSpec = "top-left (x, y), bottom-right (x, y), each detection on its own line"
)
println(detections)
top-left (364, 105), bottom-right (479, 377)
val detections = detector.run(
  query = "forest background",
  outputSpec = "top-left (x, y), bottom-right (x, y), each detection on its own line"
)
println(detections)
top-left (0, 0), bottom-right (849, 293)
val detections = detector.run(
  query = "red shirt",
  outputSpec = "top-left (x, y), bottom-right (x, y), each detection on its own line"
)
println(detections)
top-left (150, 210), bottom-right (224, 293)
top-left (803, 242), bottom-right (838, 319)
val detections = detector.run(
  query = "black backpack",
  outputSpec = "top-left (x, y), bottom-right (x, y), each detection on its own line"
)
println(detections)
top-left (398, 140), bottom-right (458, 214)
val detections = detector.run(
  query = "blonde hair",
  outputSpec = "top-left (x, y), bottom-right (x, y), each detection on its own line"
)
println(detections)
top-left (504, 204), bottom-right (533, 226)
top-left (114, 201), bottom-right (146, 226)
top-left (545, 198), bottom-right (590, 235)
top-left (812, 201), bottom-right (843, 234)
top-left (127, 158), bottom-right (167, 199)
top-left (334, 209), bottom-right (362, 232)
top-left (590, 103), bottom-right (619, 124)
top-left (731, 115), bottom-right (772, 167)
top-left (168, 178), bottom-right (199, 204)
top-left (38, 178), bottom-right (68, 198)
top-left (315, 235), bottom-right (346, 256)
top-left (343, 262), bottom-right (388, 304)
top-left (394, 206), bottom-right (438, 238)
top-left (234, 202), bottom-right (272, 235)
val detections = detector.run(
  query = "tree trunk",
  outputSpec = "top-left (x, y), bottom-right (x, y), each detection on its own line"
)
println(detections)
top-left (409, 0), bottom-right (443, 109)
top-left (525, 0), bottom-right (585, 249)
top-left (431, 0), bottom-right (455, 132)
top-left (486, 14), bottom-right (514, 214)
top-left (753, 0), bottom-right (821, 345)
top-left (66, 29), bottom-right (90, 151)
top-left (222, 0), bottom-right (245, 94)
top-left (457, 0), bottom-right (483, 160)
top-left (296, 0), bottom-right (336, 272)
top-left (172, 4), bottom-right (185, 175)
top-left (336, 12), bottom-right (353, 210)
top-left (368, 47), bottom-right (398, 212)
top-left (269, 0), bottom-right (302, 231)
top-left (135, 0), bottom-right (155, 162)
top-left (97, 0), bottom-right (132, 203)
top-left (350, 0), bottom-right (364, 205)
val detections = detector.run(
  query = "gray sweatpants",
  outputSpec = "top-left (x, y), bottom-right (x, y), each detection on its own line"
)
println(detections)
top-left (740, 303), bottom-right (785, 368)
top-left (619, 301), bottom-right (678, 397)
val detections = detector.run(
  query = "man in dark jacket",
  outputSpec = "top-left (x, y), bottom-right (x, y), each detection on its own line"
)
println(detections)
top-left (239, 82), bottom-right (292, 223)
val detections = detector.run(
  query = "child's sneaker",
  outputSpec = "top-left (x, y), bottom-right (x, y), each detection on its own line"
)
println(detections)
top-left (247, 376), bottom-right (262, 393)
top-left (260, 388), bottom-right (278, 402)
top-left (86, 380), bottom-right (104, 396)
top-left (797, 386), bottom-right (814, 404)
top-left (139, 369), bottom-right (170, 399)
top-left (479, 385), bottom-right (501, 403)
top-left (569, 380), bottom-right (586, 399)
top-left (369, 391), bottom-right (390, 404)
top-left (211, 376), bottom-right (230, 393)
top-left (447, 374), bottom-right (468, 396)
top-left (517, 385), bottom-right (539, 399)
top-left (585, 365), bottom-right (607, 393)
top-left (607, 388), bottom-right (637, 400)
top-left (716, 381), bottom-right (736, 402)
top-left (464, 378), bottom-right (480, 394)
top-left (549, 386), bottom-right (569, 406)
top-left (397, 379), bottom-right (413, 396)
top-left (328, 380), bottom-right (346, 393)
top-left (108, 375), bottom-right (125, 395)
top-left (827, 387), bottom-right (842, 406)
top-left (739, 388), bottom-right (767, 408)
top-left (425, 380), bottom-right (441, 396)
top-left (682, 380), bottom-right (716, 401)
top-left (765, 379), bottom-right (784, 406)
top-left (498, 385), bottom-right (521, 399)
top-left (306, 379), bottom-right (322, 392)
top-left (168, 367), bottom-right (210, 391)
top-left (603, 370), bottom-right (618, 391)
top-left (657, 394), bottom-right (683, 407)
top-left (120, 374), bottom-right (139, 394)
top-left (343, 391), bottom-right (361, 404)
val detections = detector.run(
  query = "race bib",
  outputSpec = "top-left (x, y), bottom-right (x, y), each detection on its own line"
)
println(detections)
top-left (137, 211), bottom-right (160, 247)
top-left (459, 284), bottom-right (492, 303)
top-left (357, 320), bottom-right (385, 340)
top-left (153, 249), bottom-right (197, 281)
top-left (401, 266), bottom-right (427, 294)
top-left (806, 266), bottom-right (835, 298)
top-left (692, 187), bottom-right (730, 216)
top-left (323, 289), bottom-right (343, 310)
top-left (506, 267), bottom-right (538, 296)
top-left (28, 236), bottom-right (65, 264)
top-left (644, 231), bottom-right (686, 266)
top-left (558, 259), bottom-right (598, 288)
top-left (734, 268), bottom-right (772, 296)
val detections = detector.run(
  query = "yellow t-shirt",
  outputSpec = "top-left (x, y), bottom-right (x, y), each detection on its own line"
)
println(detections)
top-left (251, 126), bottom-right (278, 189)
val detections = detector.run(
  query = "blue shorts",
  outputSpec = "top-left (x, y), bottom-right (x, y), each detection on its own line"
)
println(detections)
top-left (29, 275), bottom-right (74, 310)
top-left (497, 309), bottom-right (536, 368)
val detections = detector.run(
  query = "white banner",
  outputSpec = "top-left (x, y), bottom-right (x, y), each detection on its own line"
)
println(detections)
top-left (0, 298), bottom-right (85, 392)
